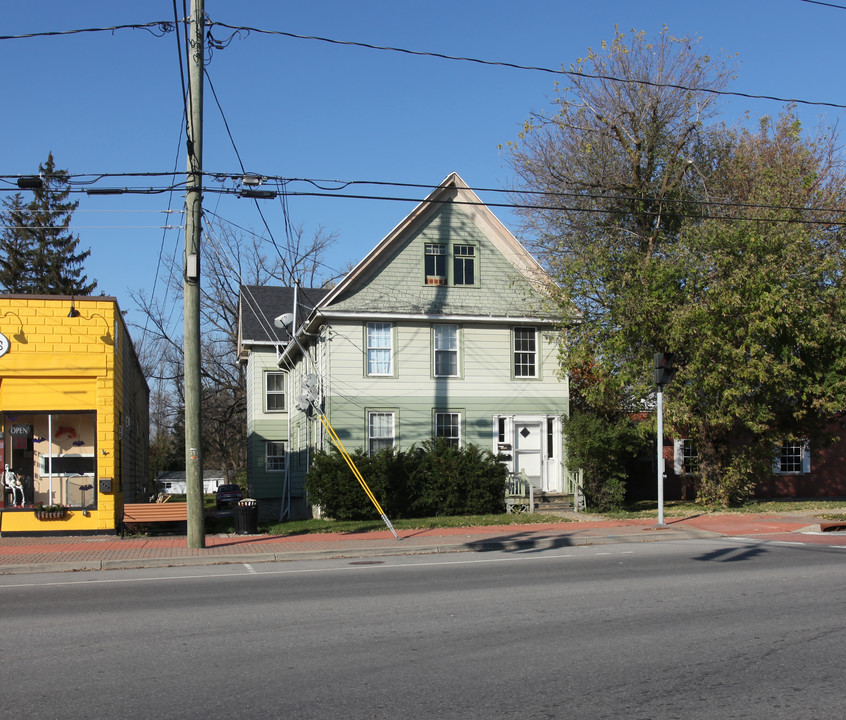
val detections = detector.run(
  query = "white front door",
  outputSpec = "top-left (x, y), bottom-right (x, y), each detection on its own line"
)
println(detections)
top-left (514, 420), bottom-right (544, 490)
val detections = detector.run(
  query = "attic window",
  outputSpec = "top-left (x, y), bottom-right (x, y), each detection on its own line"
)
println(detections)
top-left (453, 244), bottom-right (475, 285)
top-left (425, 243), bottom-right (446, 284)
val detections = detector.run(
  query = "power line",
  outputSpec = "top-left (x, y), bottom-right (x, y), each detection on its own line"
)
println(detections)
top-left (207, 20), bottom-right (846, 111)
top-left (0, 21), bottom-right (176, 41)
top-left (203, 67), bottom-right (294, 276)
top-left (3, 17), bottom-right (846, 111)
top-left (800, 0), bottom-right (846, 9)
top-left (6, 171), bottom-right (846, 218)
top-left (3, 173), bottom-right (846, 225)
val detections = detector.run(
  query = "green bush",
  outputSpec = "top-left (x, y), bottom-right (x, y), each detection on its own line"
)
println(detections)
top-left (305, 439), bottom-right (506, 519)
top-left (409, 439), bottom-right (506, 516)
top-left (564, 411), bottom-right (648, 512)
top-left (304, 447), bottom-right (382, 521)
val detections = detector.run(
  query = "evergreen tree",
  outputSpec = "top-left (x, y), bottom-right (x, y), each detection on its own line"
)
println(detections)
top-left (0, 193), bottom-right (36, 292)
top-left (0, 152), bottom-right (96, 295)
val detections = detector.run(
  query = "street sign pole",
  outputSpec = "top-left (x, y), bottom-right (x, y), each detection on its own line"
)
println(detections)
top-left (656, 386), bottom-right (665, 526)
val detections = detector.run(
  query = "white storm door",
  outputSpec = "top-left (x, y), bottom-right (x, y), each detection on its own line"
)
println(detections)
top-left (514, 420), bottom-right (544, 490)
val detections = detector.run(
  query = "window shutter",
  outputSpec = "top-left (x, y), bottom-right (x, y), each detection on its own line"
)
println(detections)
top-left (673, 440), bottom-right (683, 475)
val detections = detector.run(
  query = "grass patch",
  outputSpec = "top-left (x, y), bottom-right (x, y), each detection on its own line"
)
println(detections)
top-left (263, 512), bottom-right (575, 537)
top-left (592, 498), bottom-right (846, 520)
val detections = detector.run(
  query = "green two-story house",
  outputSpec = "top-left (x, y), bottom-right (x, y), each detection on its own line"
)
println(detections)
top-left (238, 173), bottom-right (572, 520)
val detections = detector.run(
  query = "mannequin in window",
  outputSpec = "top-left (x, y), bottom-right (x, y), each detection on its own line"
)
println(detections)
top-left (4, 464), bottom-right (23, 507)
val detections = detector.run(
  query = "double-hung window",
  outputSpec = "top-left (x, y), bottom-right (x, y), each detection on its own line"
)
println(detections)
top-left (453, 244), bottom-right (475, 285)
top-left (775, 441), bottom-right (809, 474)
top-left (681, 439), bottom-right (699, 474)
top-left (513, 327), bottom-right (537, 378)
top-left (425, 243), bottom-right (447, 284)
top-left (433, 324), bottom-right (459, 377)
top-left (368, 412), bottom-right (395, 455)
top-left (366, 322), bottom-right (393, 376)
top-left (265, 372), bottom-right (286, 412)
top-left (266, 441), bottom-right (286, 472)
top-left (435, 412), bottom-right (461, 448)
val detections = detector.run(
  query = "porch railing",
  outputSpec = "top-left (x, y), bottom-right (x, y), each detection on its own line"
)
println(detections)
top-left (505, 470), bottom-right (534, 513)
top-left (564, 468), bottom-right (585, 511)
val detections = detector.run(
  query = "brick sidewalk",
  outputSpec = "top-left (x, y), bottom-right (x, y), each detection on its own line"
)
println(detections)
top-left (0, 514), bottom-right (824, 574)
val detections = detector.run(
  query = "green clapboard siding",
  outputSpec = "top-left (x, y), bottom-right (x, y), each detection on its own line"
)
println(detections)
top-left (328, 204), bottom-right (556, 318)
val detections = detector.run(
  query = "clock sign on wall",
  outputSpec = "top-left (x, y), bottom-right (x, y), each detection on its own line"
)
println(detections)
top-left (0, 332), bottom-right (9, 358)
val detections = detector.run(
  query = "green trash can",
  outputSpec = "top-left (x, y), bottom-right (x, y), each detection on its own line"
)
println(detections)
top-left (234, 498), bottom-right (258, 535)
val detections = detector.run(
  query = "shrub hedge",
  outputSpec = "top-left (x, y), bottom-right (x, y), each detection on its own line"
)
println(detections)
top-left (305, 438), bottom-right (507, 520)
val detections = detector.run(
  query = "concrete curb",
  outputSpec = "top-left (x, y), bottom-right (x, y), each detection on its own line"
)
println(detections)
top-left (0, 525), bottom-right (722, 575)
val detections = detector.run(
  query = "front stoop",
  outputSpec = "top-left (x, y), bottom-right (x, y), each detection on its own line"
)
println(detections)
top-left (533, 492), bottom-right (575, 514)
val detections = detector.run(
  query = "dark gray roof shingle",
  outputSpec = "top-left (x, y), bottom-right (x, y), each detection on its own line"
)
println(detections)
top-left (239, 285), bottom-right (329, 343)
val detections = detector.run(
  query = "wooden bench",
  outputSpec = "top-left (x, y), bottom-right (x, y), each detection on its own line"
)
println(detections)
top-left (121, 502), bottom-right (188, 537)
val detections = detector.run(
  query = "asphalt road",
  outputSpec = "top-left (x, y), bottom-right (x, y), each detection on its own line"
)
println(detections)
top-left (1, 537), bottom-right (843, 719)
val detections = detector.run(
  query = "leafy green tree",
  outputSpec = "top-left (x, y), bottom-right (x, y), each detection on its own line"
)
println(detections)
top-left (506, 29), bottom-right (846, 504)
top-left (663, 113), bottom-right (846, 503)
top-left (505, 27), bottom-right (736, 407)
top-left (0, 152), bottom-right (96, 295)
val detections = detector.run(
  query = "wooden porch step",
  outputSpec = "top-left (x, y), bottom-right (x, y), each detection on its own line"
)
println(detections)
top-left (533, 492), bottom-right (575, 512)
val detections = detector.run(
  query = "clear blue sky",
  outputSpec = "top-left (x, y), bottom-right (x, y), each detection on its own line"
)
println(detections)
top-left (2, 1), bottom-right (844, 333)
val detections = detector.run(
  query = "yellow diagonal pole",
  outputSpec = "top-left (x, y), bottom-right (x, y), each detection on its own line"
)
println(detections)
top-left (316, 413), bottom-right (399, 540)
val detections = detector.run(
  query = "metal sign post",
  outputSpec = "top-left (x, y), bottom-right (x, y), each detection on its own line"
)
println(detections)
top-left (656, 387), bottom-right (665, 526)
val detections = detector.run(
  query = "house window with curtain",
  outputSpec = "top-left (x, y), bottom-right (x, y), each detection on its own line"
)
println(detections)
top-left (435, 412), bottom-right (461, 448)
top-left (366, 322), bottom-right (393, 376)
top-left (368, 412), bottom-right (395, 454)
top-left (433, 324), bottom-right (459, 377)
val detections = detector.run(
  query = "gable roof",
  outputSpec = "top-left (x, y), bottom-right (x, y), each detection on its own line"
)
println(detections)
top-left (238, 285), bottom-right (329, 345)
top-left (317, 171), bottom-right (553, 309)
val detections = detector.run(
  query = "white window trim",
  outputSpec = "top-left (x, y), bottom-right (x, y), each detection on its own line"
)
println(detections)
top-left (773, 440), bottom-right (811, 475)
top-left (433, 324), bottom-right (460, 378)
top-left (366, 322), bottom-right (394, 376)
top-left (265, 441), bottom-right (286, 472)
top-left (368, 411), bottom-right (395, 455)
top-left (673, 438), bottom-right (699, 476)
top-left (264, 371), bottom-right (287, 413)
top-left (435, 411), bottom-right (462, 448)
top-left (513, 326), bottom-right (538, 378)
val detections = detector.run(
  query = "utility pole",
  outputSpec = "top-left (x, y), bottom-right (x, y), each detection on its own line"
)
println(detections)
top-left (184, 0), bottom-right (205, 548)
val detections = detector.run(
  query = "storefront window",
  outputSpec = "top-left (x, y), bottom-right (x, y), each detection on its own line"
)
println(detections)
top-left (1, 412), bottom-right (97, 510)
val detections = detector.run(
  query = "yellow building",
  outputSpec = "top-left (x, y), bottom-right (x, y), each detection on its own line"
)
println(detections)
top-left (0, 295), bottom-right (149, 535)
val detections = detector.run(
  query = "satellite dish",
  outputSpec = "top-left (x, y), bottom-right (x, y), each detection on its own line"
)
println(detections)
top-left (274, 313), bottom-right (294, 329)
